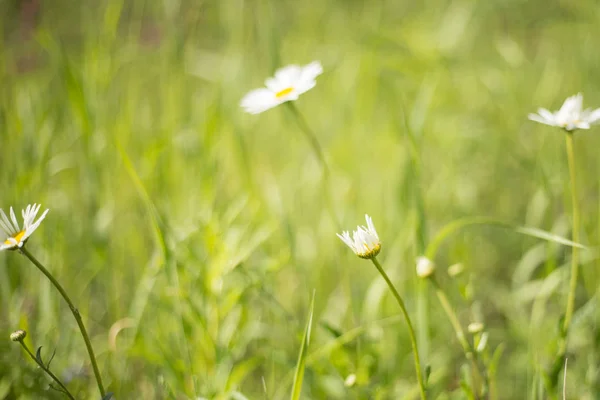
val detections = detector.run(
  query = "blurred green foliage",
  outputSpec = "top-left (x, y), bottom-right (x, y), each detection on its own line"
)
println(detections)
top-left (2, 0), bottom-right (600, 399)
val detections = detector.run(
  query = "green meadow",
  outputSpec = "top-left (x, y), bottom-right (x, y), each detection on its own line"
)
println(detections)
top-left (2, 0), bottom-right (600, 398)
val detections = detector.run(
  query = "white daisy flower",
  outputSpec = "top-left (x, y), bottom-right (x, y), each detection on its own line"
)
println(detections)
top-left (0, 204), bottom-right (49, 251)
top-left (337, 214), bottom-right (381, 259)
top-left (240, 61), bottom-right (323, 114)
top-left (528, 93), bottom-right (600, 131)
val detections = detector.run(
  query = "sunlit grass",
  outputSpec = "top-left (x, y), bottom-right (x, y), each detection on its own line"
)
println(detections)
top-left (2, 0), bottom-right (600, 399)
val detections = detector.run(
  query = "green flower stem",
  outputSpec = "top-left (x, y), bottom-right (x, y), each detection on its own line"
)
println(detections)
top-left (20, 247), bottom-right (106, 398)
top-left (18, 340), bottom-right (75, 400)
top-left (429, 277), bottom-right (469, 351)
top-left (285, 102), bottom-right (344, 229)
top-left (563, 132), bottom-right (580, 336)
top-left (429, 277), bottom-right (488, 397)
top-left (549, 132), bottom-right (582, 389)
top-left (285, 102), bottom-right (328, 173)
top-left (370, 256), bottom-right (427, 400)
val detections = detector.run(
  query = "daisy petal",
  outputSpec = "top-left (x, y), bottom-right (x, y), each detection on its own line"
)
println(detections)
top-left (300, 61), bottom-right (323, 82)
top-left (559, 94), bottom-right (582, 116)
top-left (336, 232), bottom-right (353, 249)
top-left (240, 89), bottom-right (278, 114)
top-left (294, 80), bottom-right (317, 96)
top-left (25, 209), bottom-right (49, 238)
top-left (0, 215), bottom-right (13, 236)
top-left (537, 108), bottom-right (555, 122)
top-left (274, 65), bottom-right (302, 87)
top-left (0, 209), bottom-right (15, 234)
top-left (9, 207), bottom-right (20, 232)
top-left (528, 113), bottom-right (555, 126)
top-left (587, 108), bottom-right (600, 124)
top-left (29, 204), bottom-right (42, 225)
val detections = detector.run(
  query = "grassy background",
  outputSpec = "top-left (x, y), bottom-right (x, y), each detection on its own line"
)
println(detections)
top-left (2, 0), bottom-right (600, 398)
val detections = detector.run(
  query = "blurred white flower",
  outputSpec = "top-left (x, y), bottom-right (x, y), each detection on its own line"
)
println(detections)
top-left (416, 256), bottom-right (435, 278)
top-left (447, 262), bottom-right (464, 277)
top-left (468, 322), bottom-right (485, 334)
top-left (0, 204), bottom-right (49, 250)
top-left (337, 214), bottom-right (381, 259)
top-left (528, 93), bottom-right (600, 131)
top-left (344, 373), bottom-right (357, 387)
top-left (240, 61), bottom-right (323, 114)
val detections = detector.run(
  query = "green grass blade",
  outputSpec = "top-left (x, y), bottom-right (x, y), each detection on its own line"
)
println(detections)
top-left (290, 291), bottom-right (316, 400)
top-left (425, 216), bottom-right (587, 260)
top-left (514, 226), bottom-right (584, 249)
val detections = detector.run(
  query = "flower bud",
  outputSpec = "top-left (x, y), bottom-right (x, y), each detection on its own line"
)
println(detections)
top-left (468, 322), bottom-right (484, 334)
top-left (447, 263), bottom-right (464, 277)
top-left (10, 330), bottom-right (27, 342)
top-left (416, 256), bottom-right (435, 278)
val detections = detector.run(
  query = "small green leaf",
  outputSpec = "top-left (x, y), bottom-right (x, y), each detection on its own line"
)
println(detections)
top-left (46, 349), bottom-right (57, 368)
top-left (290, 291), bottom-right (316, 400)
top-left (35, 347), bottom-right (44, 366)
top-left (424, 365), bottom-right (432, 385)
top-left (319, 321), bottom-right (343, 338)
top-left (488, 343), bottom-right (506, 378)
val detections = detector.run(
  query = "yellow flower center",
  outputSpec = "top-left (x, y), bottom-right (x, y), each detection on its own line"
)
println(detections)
top-left (5, 230), bottom-right (25, 245)
top-left (357, 243), bottom-right (381, 259)
top-left (275, 87), bottom-right (293, 98)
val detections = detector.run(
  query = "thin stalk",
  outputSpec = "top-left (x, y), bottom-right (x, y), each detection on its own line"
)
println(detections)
top-left (285, 102), bottom-right (342, 229)
top-left (562, 132), bottom-right (580, 334)
top-left (399, 99), bottom-right (430, 362)
top-left (18, 340), bottom-right (75, 400)
top-left (430, 277), bottom-right (489, 398)
top-left (20, 247), bottom-right (106, 398)
top-left (549, 132), bottom-right (581, 389)
top-left (430, 278), bottom-right (470, 353)
top-left (286, 102), bottom-right (328, 174)
top-left (370, 256), bottom-right (427, 400)
top-left (563, 358), bottom-right (568, 400)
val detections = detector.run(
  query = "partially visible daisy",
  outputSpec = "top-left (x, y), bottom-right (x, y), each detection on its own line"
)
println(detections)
top-left (528, 93), bottom-right (600, 131)
top-left (0, 204), bottom-right (49, 250)
top-left (337, 214), bottom-right (381, 259)
top-left (240, 61), bottom-right (323, 114)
